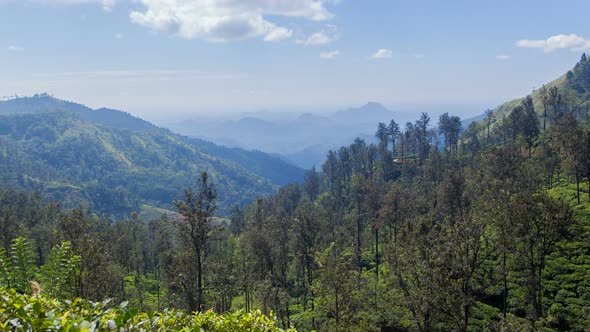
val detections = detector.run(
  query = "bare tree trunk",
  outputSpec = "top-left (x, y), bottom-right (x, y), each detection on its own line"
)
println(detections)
top-left (196, 247), bottom-right (203, 311)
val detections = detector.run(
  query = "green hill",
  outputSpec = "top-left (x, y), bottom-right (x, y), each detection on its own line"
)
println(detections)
top-left (0, 95), bottom-right (305, 218)
top-left (493, 53), bottom-right (590, 120)
top-left (0, 93), bottom-right (156, 132)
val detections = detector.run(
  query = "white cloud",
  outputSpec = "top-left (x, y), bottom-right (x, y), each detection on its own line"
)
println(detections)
top-left (516, 34), bottom-right (590, 53)
top-left (298, 25), bottom-right (338, 46)
top-left (114, 33), bottom-right (124, 39)
top-left (7, 45), bottom-right (24, 52)
top-left (496, 54), bottom-right (511, 60)
top-left (574, 41), bottom-right (590, 52)
top-left (263, 27), bottom-right (293, 42)
top-left (129, 0), bottom-right (336, 43)
top-left (320, 50), bottom-right (339, 59)
top-left (369, 49), bottom-right (392, 59)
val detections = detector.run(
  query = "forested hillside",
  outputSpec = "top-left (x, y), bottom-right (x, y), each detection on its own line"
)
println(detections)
top-left (1, 56), bottom-right (590, 331)
top-left (0, 95), bottom-right (305, 217)
top-left (493, 53), bottom-right (590, 128)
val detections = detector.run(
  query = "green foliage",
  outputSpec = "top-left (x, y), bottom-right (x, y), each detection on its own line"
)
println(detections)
top-left (1, 57), bottom-right (590, 332)
top-left (41, 241), bottom-right (81, 299)
top-left (0, 110), bottom-right (283, 218)
top-left (0, 287), bottom-right (294, 331)
top-left (8, 237), bottom-right (38, 294)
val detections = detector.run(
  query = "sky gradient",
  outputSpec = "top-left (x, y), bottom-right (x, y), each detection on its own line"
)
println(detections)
top-left (1, 0), bottom-right (589, 120)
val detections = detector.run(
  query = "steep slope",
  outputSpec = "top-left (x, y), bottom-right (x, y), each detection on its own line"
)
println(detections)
top-left (0, 96), bottom-right (305, 218)
top-left (0, 94), bottom-right (304, 186)
top-left (187, 137), bottom-right (305, 186)
top-left (493, 53), bottom-right (590, 119)
top-left (0, 111), bottom-right (276, 218)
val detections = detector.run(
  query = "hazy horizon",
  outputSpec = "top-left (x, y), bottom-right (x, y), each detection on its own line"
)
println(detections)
top-left (1, 0), bottom-right (589, 120)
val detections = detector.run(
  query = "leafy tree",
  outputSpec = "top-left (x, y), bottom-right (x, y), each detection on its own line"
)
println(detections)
top-left (314, 243), bottom-right (357, 331)
top-left (173, 171), bottom-right (217, 312)
top-left (548, 86), bottom-right (564, 119)
top-left (303, 167), bottom-right (321, 201)
top-left (228, 204), bottom-right (245, 236)
top-left (388, 119), bottom-right (400, 156)
top-left (293, 199), bottom-right (321, 315)
top-left (438, 113), bottom-right (462, 151)
top-left (376, 122), bottom-right (389, 152)
top-left (553, 114), bottom-right (589, 202)
top-left (521, 95), bottom-right (541, 157)
top-left (415, 113), bottom-right (431, 163)
top-left (510, 193), bottom-right (573, 322)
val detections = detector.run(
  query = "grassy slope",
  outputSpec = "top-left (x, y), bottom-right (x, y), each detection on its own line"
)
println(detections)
top-left (492, 54), bottom-right (590, 120)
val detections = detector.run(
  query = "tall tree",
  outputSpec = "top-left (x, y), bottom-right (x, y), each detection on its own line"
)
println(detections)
top-left (548, 86), bottom-right (564, 119)
top-left (521, 95), bottom-right (541, 158)
top-left (376, 122), bottom-right (389, 152)
top-left (303, 167), bottom-right (321, 201)
top-left (510, 193), bottom-right (573, 322)
top-left (438, 113), bottom-right (462, 152)
top-left (173, 171), bottom-right (217, 312)
top-left (388, 119), bottom-right (401, 156)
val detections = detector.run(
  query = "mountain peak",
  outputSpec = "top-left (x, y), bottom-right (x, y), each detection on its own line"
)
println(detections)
top-left (361, 101), bottom-right (386, 110)
top-left (336, 102), bottom-right (391, 117)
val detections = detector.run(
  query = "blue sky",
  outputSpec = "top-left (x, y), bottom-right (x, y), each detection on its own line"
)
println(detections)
top-left (1, 0), bottom-right (589, 120)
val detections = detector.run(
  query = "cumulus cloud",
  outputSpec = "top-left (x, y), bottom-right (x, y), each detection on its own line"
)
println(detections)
top-left (298, 25), bottom-right (338, 45)
top-left (369, 49), bottom-right (392, 59)
top-left (496, 54), bottom-right (511, 60)
top-left (263, 27), bottom-right (293, 42)
top-left (129, 0), bottom-right (336, 42)
top-left (7, 45), bottom-right (24, 52)
top-left (516, 34), bottom-right (590, 53)
top-left (320, 50), bottom-right (339, 59)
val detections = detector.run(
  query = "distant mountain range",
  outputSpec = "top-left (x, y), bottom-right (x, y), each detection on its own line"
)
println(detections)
top-left (164, 102), bottom-right (401, 168)
top-left (0, 94), bottom-right (305, 218)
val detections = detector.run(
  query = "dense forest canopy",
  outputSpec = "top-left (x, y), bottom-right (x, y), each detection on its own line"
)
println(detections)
top-left (1, 55), bottom-right (590, 331)
top-left (0, 96), bottom-right (305, 218)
